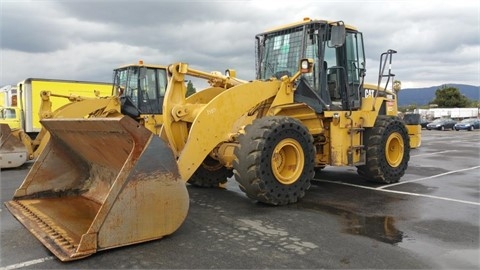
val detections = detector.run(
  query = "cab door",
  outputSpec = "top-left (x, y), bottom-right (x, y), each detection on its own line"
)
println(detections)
top-left (324, 29), bottom-right (366, 110)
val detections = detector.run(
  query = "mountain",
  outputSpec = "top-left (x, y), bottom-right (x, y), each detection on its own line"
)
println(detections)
top-left (397, 84), bottom-right (479, 106)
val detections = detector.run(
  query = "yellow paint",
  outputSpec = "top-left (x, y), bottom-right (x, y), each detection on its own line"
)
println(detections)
top-left (406, 124), bottom-right (422, 148)
top-left (4, 79), bottom-right (112, 132)
top-left (385, 132), bottom-right (404, 167)
top-left (271, 138), bottom-right (304, 185)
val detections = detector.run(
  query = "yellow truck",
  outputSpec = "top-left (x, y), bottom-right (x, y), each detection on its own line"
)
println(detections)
top-left (0, 85), bottom-right (15, 106)
top-left (0, 78), bottom-right (112, 134)
top-left (0, 85), bottom-right (19, 128)
top-left (0, 78), bottom-right (112, 168)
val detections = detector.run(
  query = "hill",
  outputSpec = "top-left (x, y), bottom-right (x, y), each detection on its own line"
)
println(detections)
top-left (397, 84), bottom-right (479, 106)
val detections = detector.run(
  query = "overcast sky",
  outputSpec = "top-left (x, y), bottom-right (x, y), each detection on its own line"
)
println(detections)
top-left (1, 0), bottom-right (479, 89)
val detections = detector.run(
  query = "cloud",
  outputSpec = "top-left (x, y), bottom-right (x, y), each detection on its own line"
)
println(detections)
top-left (1, 2), bottom-right (70, 53)
top-left (1, 0), bottom-right (479, 89)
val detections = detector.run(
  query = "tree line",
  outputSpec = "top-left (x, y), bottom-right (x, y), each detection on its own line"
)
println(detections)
top-left (396, 83), bottom-right (479, 112)
top-left (429, 85), bottom-right (478, 108)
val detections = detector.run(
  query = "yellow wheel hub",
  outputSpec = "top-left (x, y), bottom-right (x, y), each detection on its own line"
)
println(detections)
top-left (271, 138), bottom-right (304, 185)
top-left (385, 132), bottom-right (404, 167)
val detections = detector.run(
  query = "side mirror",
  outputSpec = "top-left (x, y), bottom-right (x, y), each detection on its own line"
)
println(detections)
top-left (299, 58), bottom-right (314, 73)
top-left (225, 69), bottom-right (236, 78)
top-left (290, 58), bottom-right (314, 82)
top-left (329, 22), bottom-right (346, 48)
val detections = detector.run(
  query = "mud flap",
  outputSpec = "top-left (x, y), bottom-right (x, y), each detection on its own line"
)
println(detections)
top-left (0, 124), bottom-right (28, 168)
top-left (5, 116), bottom-right (189, 261)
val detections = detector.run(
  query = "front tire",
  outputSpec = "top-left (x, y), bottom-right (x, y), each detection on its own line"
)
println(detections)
top-left (188, 156), bottom-right (233, 187)
top-left (357, 116), bottom-right (410, 184)
top-left (233, 116), bottom-right (315, 205)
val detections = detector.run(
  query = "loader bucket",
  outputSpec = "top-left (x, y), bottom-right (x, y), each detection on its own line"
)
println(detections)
top-left (0, 124), bottom-right (28, 168)
top-left (4, 116), bottom-right (189, 261)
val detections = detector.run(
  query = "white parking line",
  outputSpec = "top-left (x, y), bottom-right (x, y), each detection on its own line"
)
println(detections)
top-left (379, 166), bottom-right (480, 189)
top-left (379, 188), bottom-right (480, 206)
top-left (410, 150), bottom-right (458, 157)
top-left (316, 175), bottom-right (480, 206)
top-left (0, 256), bottom-right (54, 270)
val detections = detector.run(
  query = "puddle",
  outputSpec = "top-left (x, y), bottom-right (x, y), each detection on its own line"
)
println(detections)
top-left (341, 213), bottom-right (403, 244)
top-left (297, 202), bottom-right (404, 245)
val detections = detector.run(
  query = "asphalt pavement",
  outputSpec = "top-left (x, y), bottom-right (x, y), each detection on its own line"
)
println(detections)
top-left (1, 129), bottom-right (479, 269)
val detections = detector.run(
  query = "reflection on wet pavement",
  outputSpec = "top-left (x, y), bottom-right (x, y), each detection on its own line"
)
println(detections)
top-left (296, 201), bottom-right (404, 245)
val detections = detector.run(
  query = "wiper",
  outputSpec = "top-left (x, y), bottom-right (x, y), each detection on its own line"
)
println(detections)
top-left (264, 61), bottom-right (276, 77)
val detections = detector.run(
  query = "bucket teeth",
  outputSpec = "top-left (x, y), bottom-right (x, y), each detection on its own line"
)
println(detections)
top-left (8, 200), bottom-right (76, 252)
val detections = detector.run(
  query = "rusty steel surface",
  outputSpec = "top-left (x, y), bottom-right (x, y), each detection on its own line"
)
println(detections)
top-left (5, 198), bottom-right (99, 260)
top-left (0, 124), bottom-right (28, 168)
top-left (5, 116), bottom-right (189, 261)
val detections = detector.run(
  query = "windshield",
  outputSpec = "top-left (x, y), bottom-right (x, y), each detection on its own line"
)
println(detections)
top-left (461, 119), bottom-right (476, 123)
top-left (258, 27), bottom-right (303, 79)
top-left (114, 67), bottom-right (139, 104)
top-left (113, 66), bottom-right (167, 115)
top-left (0, 108), bottom-right (16, 119)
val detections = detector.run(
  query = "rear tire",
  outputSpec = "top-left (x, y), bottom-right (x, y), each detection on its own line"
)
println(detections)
top-left (357, 116), bottom-right (410, 184)
top-left (233, 116), bottom-right (315, 205)
top-left (188, 156), bottom-right (232, 188)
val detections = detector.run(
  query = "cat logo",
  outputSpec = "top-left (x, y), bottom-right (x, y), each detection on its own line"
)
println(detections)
top-left (364, 89), bottom-right (376, 98)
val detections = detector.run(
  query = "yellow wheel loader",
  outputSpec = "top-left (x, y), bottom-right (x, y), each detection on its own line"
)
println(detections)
top-left (6, 18), bottom-right (414, 261)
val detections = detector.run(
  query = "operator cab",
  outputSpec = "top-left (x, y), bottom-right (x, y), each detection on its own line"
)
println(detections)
top-left (113, 63), bottom-right (168, 118)
top-left (256, 18), bottom-right (366, 112)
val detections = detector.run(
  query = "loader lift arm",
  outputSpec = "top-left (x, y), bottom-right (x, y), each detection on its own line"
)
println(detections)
top-left (162, 60), bottom-right (311, 182)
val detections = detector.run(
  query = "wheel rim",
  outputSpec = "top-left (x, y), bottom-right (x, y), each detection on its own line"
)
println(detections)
top-left (202, 156), bottom-right (223, 171)
top-left (271, 138), bottom-right (304, 185)
top-left (385, 132), bottom-right (404, 167)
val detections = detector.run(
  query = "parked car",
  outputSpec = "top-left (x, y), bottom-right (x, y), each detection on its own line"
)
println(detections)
top-left (426, 118), bottom-right (457, 131)
top-left (420, 118), bottom-right (431, 129)
top-left (454, 118), bottom-right (480, 131)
